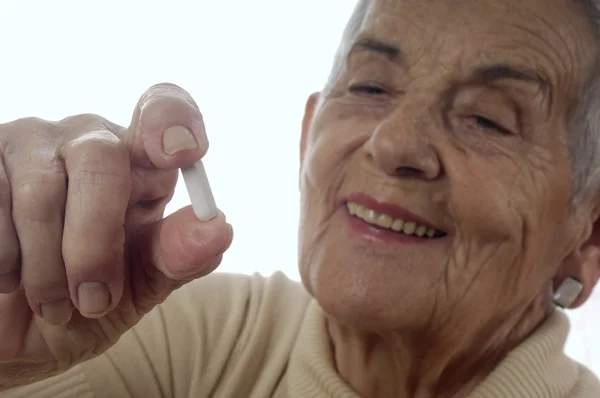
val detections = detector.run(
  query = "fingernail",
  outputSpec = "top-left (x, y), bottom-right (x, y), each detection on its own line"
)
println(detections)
top-left (78, 282), bottom-right (111, 316)
top-left (41, 298), bottom-right (73, 325)
top-left (163, 125), bottom-right (198, 155)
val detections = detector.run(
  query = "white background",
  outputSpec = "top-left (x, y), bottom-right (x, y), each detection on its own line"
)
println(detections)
top-left (1, 0), bottom-right (598, 376)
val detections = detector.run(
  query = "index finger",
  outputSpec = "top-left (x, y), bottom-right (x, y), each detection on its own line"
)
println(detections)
top-left (61, 130), bottom-right (131, 317)
top-left (122, 83), bottom-right (209, 170)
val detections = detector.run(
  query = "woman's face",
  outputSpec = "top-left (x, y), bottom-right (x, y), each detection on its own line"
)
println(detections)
top-left (298, 0), bottom-right (597, 332)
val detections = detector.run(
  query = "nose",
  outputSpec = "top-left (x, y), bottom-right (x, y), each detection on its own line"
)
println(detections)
top-left (367, 99), bottom-right (441, 180)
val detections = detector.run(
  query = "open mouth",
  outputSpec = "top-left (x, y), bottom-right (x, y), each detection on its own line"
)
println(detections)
top-left (346, 201), bottom-right (447, 238)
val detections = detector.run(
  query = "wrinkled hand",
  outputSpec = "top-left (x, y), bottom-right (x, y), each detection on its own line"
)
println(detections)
top-left (0, 84), bottom-right (232, 388)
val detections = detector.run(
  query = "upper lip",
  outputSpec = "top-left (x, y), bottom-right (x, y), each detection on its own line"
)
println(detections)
top-left (346, 192), bottom-right (445, 232)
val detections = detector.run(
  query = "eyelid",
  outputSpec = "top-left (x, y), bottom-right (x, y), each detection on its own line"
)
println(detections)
top-left (453, 88), bottom-right (522, 134)
top-left (349, 83), bottom-right (387, 94)
top-left (474, 108), bottom-right (519, 135)
top-left (348, 79), bottom-right (403, 97)
top-left (473, 115), bottom-right (513, 135)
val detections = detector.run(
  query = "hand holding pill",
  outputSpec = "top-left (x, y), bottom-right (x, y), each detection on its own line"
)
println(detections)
top-left (0, 83), bottom-right (232, 381)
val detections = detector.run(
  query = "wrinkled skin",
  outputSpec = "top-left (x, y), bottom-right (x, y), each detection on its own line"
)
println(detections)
top-left (298, 0), bottom-right (600, 396)
top-left (0, 84), bottom-right (232, 390)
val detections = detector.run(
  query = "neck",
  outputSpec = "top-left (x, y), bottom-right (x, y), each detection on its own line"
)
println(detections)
top-left (326, 294), bottom-right (553, 398)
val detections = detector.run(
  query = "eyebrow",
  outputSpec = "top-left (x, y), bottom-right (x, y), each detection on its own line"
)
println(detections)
top-left (349, 37), bottom-right (405, 65)
top-left (347, 37), bottom-right (552, 105)
top-left (469, 64), bottom-right (551, 94)
top-left (350, 39), bottom-right (548, 88)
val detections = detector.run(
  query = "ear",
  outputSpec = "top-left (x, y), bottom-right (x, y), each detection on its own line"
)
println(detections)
top-left (554, 217), bottom-right (600, 308)
top-left (300, 92), bottom-right (320, 168)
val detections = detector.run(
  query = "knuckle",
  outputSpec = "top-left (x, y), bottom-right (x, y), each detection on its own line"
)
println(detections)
top-left (144, 96), bottom-right (199, 120)
top-left (4, 117), bottom-right (52, 131)
top-left (151, 82), bottom-right (184, 91)
top-left (58, 114), bottom-right (123, 142)
top-left (24, 277), bottom-right (68, 295)
top-left (64, 138), bottom-right (131, 193)
top-left (64, 130), bottom-right (123, 155)
top-left (141, 83), bottom-right (200, 112)
top-left (25, 281), bottom-right (70, 304)
top-left (59, 113), bottom-right (106, 130)
top-left (62, 230), bottom-right (125, 272)
top-left (66, 131), bottom-right (125, 158)
top-left (0, 117), bottom-right (54, 151)
top-left (140, 96), bottom-right (203, 135)
top-left (12, 170), bottom-right (66, 222)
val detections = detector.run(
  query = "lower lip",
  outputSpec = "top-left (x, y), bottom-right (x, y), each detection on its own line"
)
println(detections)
top-left (344, 208), bottom-right (442, 244)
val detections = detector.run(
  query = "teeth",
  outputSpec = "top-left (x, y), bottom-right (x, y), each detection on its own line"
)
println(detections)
top-left (376, 214), bottom-right (393, 228)
top-left (347, 202), bottom-right (443, 238)
top-left (357, 205), bottom-right (365, 218)
top-left (348, 202), bottom-right (357, 215)
top-left (364, 209), bottom-right (377, 223)
top-left (391, 219), bottom-right (404, 232)
top-left (415, 225), bottom-right (427, 237)
top-left (403, 221), bottom-right (417, 235)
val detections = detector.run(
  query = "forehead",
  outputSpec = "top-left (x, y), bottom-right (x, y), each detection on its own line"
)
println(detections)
top-left (357, 0), bottom-right (595, 94)
top-left (364, 0), bottom-right (586, 38)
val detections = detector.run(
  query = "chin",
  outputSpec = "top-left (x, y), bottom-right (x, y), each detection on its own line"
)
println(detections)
top-left (302, 258), bottom-right (433, 333)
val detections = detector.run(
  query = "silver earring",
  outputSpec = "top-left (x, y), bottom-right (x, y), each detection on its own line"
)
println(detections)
top-left (553, 277), bottom-right (584, 308)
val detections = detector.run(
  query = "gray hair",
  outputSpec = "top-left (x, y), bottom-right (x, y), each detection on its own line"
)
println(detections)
top-left (325, 0), bottom-right (600, 208)
top-left (323, 0), bottom-right (368, 94)
top-left (571, 0), bottom-right (600, 207)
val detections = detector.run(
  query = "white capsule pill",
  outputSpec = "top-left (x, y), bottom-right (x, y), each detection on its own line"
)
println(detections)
top-left (181, 160), bottom-right (218, 221)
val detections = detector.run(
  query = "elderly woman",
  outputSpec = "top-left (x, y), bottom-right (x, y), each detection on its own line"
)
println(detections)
top-left (2, 0), bottom-right (600, 397)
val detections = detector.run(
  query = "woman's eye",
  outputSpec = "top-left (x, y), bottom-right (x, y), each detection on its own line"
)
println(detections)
top-left (349, 84), bottom-right (387, 96)
top-left (473, 116), bottom-right (511, 135)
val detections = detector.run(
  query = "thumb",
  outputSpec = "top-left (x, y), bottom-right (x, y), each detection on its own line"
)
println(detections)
top-left (122, 83), bottom-right (209, 169)
top-left (132, 206), bottom-right (233, 306)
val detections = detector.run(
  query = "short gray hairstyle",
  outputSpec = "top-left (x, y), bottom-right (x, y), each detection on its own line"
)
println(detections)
top-left (325, 0), bottom-right (600, 207)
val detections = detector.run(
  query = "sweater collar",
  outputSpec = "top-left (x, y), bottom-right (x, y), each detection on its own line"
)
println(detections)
top-left (289, 301), bottom-right (579, 397)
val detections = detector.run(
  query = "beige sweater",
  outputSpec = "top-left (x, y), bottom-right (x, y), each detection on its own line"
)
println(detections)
top-left (4, 272), bottom-right (600, 397)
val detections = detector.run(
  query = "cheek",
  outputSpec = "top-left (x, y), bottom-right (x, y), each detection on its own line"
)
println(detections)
top-left (443, 167), bottom-right (524, 303)
top-left (509, 145), bottom-right (574, 266)
top-left (302, 106), bottom-right (372, 187)
top-left (299, 109), bottom-right (375, 222)
top-left (298, 110), bottom-right (377, 295)
top-left (445, 144), bottom-right (571, 301)
top-left (446, 138), bottom-right (556, 243)
top-left (298, 129), bottom-right (357, 292)
top-left (446, 146), bottom-right (523, 245)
